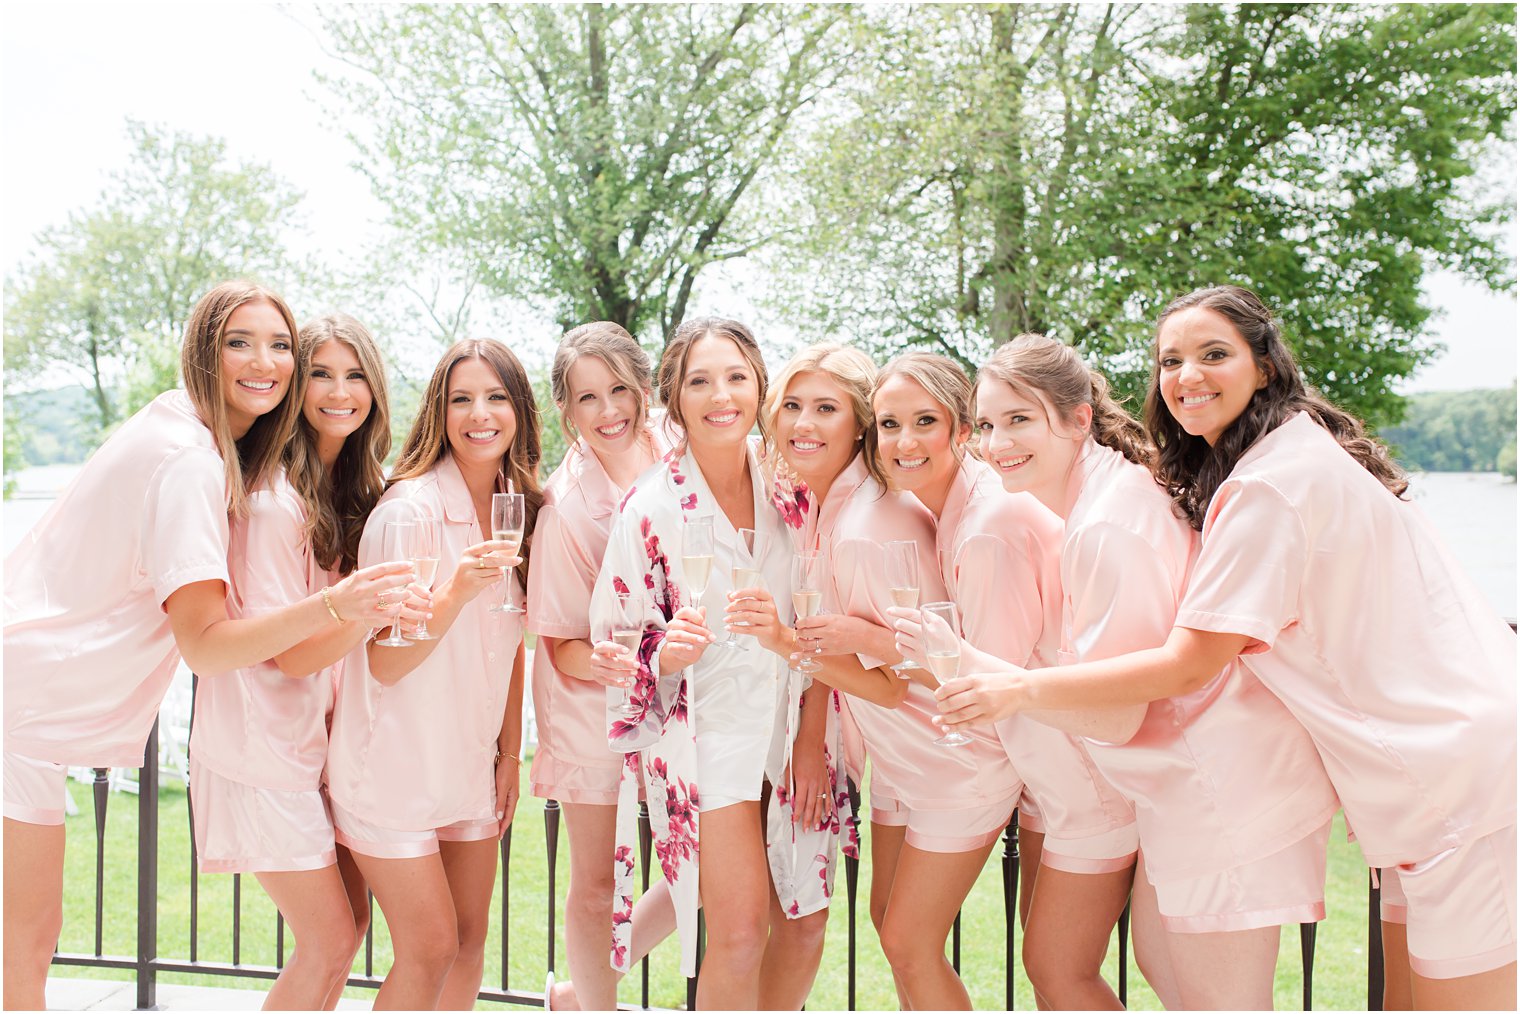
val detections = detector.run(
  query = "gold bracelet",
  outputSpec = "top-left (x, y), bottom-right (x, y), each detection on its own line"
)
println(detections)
top-left (496, 750), bottom-right (520, 764)
top-left (320, 586), bottom-right (345, 624)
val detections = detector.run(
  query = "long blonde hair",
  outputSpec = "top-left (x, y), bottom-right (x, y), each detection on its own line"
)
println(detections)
top-left (764, 342), bottom-right (885, 487)
top-left (180, 281), bottom-right (303, 517)
top-left (285, 314), bottom-right (391, 574)
top-left (391, 339), bottom-right (544, 586)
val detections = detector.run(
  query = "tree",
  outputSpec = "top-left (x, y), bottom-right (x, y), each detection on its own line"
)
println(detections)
top-left (320, 3), bottom-right (855, 343)
top-left (770, 4), bottom-right (1516, 425)
top-left (3, 121), bottom-right (306, 436)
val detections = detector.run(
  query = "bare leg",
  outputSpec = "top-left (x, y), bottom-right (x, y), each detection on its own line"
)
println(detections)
top-left (1411, 963), bottom-right (1517, 1010)
top-left (1128, 857), bottom-right (1180, 1010)
top-left (1378, 919), bottom-right (1414, 1010)
top-left (868, 821), bottom-right (912, 1009)
top-left (319, 845), bottom-right (371, 1010)
top-left (551, 869), bottom-right (677, 1010)
top-left (558, 802), bottom-right (620, 1011)
top-left (1022, 859), bottom-right (1133, 1011)
top-left (3, 818), bottom-right (64, 1011)
top-left (759, 887), bottom-right (829, 1009)
top-left (1018, 826), bottom-right (1044, 929)
top-left (1165, 923), bottom-right (1281, 1010)
top-left (350, 851), bottom-right (459, 1010)
top-left (696, 801), bottom-right (771, 1010)
top-left (436, 837), bottom-right (500, 1009)
top-left (878, 841), bottom-right (998, 1010)
top-left (256, 866), bottom-right (361, 1010)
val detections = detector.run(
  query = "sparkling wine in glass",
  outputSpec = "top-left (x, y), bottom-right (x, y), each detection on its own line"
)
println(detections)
top-left (791, 551), bottom-right (824, 673)
top-left (375, 521), bottom-right (417, 648)
top-left (682, 516), bottom-right (715, 603)
top-left (407, 517), bottom-right (442, 640)
top-left (886, 540), bottom-right (923, 676)
top-left (718, 527), bottom-right (762, 650)
top-left (921, 601), bottom-right (971, 747)
top-left (610, 587), bottom-right (642, 718)
top-left (490, 492), bottom-right (526, 614)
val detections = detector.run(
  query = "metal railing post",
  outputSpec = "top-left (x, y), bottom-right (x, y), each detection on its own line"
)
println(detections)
top-left (1368, 870), bottom-right (1384, 1010)
top-left (136, 720), bottom-right (160, 1010)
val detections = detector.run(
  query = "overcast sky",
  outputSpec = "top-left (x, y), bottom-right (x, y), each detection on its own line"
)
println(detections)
top-left (4, 1), bottom-right (1515, 393)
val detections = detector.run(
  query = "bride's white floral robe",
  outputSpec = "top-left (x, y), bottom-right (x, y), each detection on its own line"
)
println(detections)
top-left (592, 441), bottom-right (855, 977)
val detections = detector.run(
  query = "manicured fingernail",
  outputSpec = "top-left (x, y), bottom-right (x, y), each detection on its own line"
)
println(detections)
top-left (495, 811), bottom-right (503, 820)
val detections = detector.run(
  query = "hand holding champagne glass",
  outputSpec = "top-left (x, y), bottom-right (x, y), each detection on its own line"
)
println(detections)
top-left (490, 492), bottom-right (526, 614)
top-left (375, 520), bottom-right (418, 648)
top-left (718, 527), bottom-right (762, 650)
top-left (886, 540), bottom-right (922, 676)
top-left (921, 601), bottom-right (971, 747)
top-left (791, 551), bottom-right (824, 673)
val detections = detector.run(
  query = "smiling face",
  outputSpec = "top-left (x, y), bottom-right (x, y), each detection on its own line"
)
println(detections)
top-left (564, 353), bottom-right (645, 457)
top-left (220, 299), bottom-right (296, 438)
top-left (676, 334), bottom-right (759, 455)
top-left (872, 373), bottom-right (966, 500)
top-left (443, 356), bottom-right (517, 470)
top-left (775, 370), bottom-right (861, 487)
top-left (1156, 307), bottom-right (1268, 446)
top-left (302, 339), bottom-right (373, 454)
top-left (975, 377), bottom-right (1089, 514)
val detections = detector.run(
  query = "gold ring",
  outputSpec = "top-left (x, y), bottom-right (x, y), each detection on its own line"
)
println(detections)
top-left (476, 557), bottom-right (486, 569)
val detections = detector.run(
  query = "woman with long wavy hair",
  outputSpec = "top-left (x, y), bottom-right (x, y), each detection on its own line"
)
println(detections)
top-left (3, 285), bottom-right (411, 1009)
top-left (325, 338), bottom-right (539, 1010)
top-left (930, 288), bottom-right (1515, 1009)
top-left (189, 313), bottom-right (398, 1009)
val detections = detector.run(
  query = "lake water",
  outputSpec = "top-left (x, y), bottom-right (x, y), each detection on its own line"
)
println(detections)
top-left (5, 465), bottom-right (1517, 619)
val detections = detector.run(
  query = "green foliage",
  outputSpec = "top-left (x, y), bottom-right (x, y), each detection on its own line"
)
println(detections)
top-left (770, 3), bottom-right (1516, 426)
top-left (3, 122), bottom-right (307, 436)
top-left (3, 387), bottom-right (99, 471)
top-left (321, 4), bottom-right (855, 344)
top-left (534, 371), bottom-right (569, 477)
top-left (2, 413), bottom-right (25, 499)
top-left (1382, 383), bottom-right (1518, 472)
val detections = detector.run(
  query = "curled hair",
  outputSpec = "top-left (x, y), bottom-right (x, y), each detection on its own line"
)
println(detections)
top-left (180, 281), bottom-right (303, 517)
top-left (1145, 285), bottom-right (1407, 530)
top-left (392, 339), bottom-right (544, 587)
top-left (286, 314), bottom-right (391, 574)
top-left (870, 352), bottom-right (977, 484)
top-left (977, 334), bottom-right (1153, 468)
top-left (549, 321), bottom-right (653, 442)
top-left (655, 317), bottom-right (769, 447)
top-left (763, 342), bottom-right (885, 487)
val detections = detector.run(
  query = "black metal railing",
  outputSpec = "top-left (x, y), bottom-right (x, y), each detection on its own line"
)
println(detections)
top-left (53, 720), bottom-right (1351, 1012)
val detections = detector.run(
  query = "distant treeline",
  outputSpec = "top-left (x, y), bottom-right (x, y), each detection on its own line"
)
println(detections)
top-left (9, 382), bottom-right (1516, 487)
top-left (1381, 385), bottom-right (1517, 478)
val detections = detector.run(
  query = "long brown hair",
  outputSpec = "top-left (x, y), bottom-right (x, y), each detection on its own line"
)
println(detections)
top-left (655, 317), bottom-right (770, 448)
top-left (977, 334), bottom-right (1153, 467)
top-left (1145, 285), bottom-right (1407, 530)
top-left (180, 281), bottom-right (303, 517)
top-left (285, 314), bottom-right (391, 574)
top-left (392, 339), bottom-right (544, 586)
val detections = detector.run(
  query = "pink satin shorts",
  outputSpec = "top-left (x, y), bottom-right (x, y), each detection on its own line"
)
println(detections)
top-left (331, 799), bottom-right (499, 860)
top-left (871, 794), bottom-right (1018, 854)
top-left (1151, 819), bottom-right (1330, 933)
top-left (2, 751), bottom-right (67, 826)
top-left (1379, 824), bottom-right (1517, 979)
top-left (190, 763), bottom-right (336, 874)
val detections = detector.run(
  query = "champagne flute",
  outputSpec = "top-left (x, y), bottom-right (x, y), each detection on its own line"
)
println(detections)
top-left (610, 586), bottom-right (643, 718)
top-left (490, 492), bottom-right (526, 614)
top-left (886, 540), bottom-right (922, 677)
top-left (791, 551), bottom-right (824, 673)
top-left (682, 516), bottom-right (715, 607)
top-left (407, 516), bottom-right (442, 640)
top-left (374, 520), bottom-right (417, 648)
top-left (921, 601), bottom-right (971, 747)
top-left (718, 527), bottom-right (762, 650)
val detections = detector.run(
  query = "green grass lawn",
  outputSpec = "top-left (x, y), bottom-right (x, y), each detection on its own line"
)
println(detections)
top-left (57, 772), bottom-right (1375, 1010)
